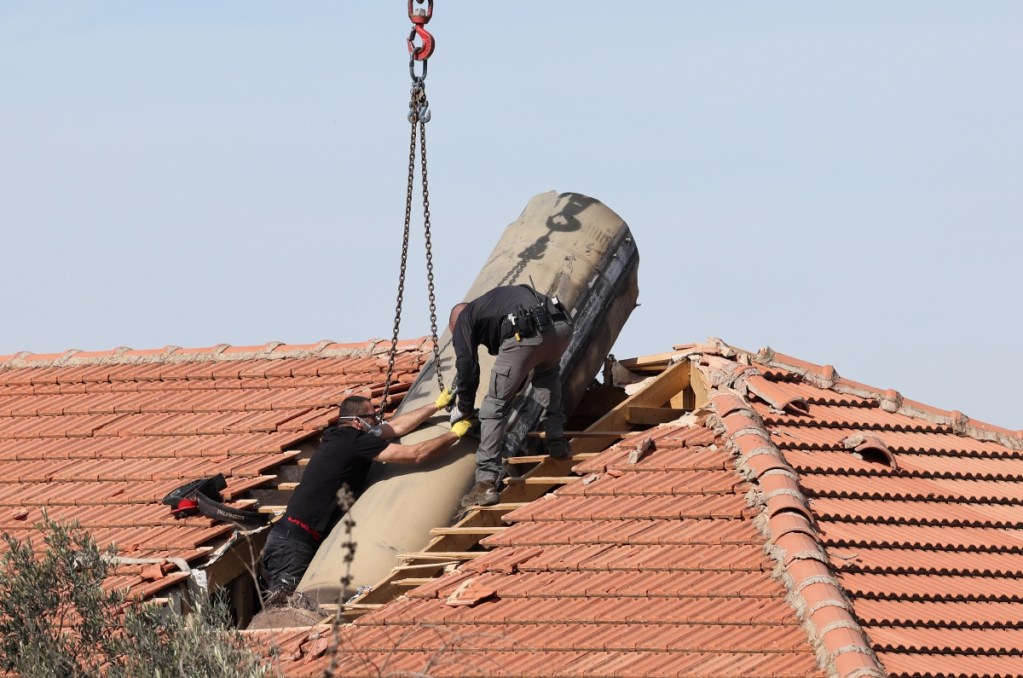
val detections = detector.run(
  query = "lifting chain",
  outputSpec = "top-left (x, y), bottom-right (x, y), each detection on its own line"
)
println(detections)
top-left (380, 0), bottom-right (443, 415)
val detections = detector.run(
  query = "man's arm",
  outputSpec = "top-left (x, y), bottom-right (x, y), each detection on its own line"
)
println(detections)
top-left (376, 430), bottom-right (459, 464)
top-left (452, 316), bottom-right (481, 414)
top-left (378, 403), bottom-right (443, 440)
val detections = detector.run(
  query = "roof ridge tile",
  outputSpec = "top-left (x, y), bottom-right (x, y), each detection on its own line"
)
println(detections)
top-left (705, 339), bottom-right (1023, 453)
top-left (0, 337), bottom-right (432, 371)
top-left (697, 357), bottom-right (886, 677)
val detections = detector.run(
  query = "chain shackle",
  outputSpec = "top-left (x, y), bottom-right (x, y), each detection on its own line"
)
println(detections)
top-left (408, 0), bottom-right (433, 24)
top-left (407, 0), bottom-right (434, 81)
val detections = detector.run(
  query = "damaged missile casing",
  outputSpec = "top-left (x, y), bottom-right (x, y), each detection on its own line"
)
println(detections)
top-left (298, 191), bottom-right (640, 602)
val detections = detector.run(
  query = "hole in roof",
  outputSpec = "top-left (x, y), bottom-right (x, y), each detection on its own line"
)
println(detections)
top-left (851, 447), bottom-right (897, 469)
top-left (841, 434), bottom-right (898, 470)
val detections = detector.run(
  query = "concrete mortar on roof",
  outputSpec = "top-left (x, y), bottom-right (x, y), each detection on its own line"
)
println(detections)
top-left (750, 343), bottom-right (1023, 451)
top-left (695, 347), bottom-right (886, 678)
top-left (0, 338), bottom-right (432, 371)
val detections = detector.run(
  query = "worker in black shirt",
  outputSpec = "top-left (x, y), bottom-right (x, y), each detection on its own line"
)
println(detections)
top-left (259, 391), bottom-right (469, 605)
top-left (448, 284), bottom-right (573, 507)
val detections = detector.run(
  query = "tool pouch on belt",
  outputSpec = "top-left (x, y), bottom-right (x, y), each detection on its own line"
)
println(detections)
top-left (549, 296), bottom-right (572, 326)
top-left (162, 473), bottom-right (268, 531)
top-left (528, 302), bottom-right (552, 333)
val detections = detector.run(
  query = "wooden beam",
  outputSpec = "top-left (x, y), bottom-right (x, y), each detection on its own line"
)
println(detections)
top-left (619, 351), bottom-right (685, 370)
top-left (504, 476), bottom-right (577, 486)
top-left (625, 405), bottom-right (687, 426)
top-left (507, 454), bottom-right (554, 464)
top-left (690, 365), bottom-right (710, 408)
top-left (571, 360), bottom-right (691, 454)
top-left (200, 531), bottom-right (267, 590)
top-left (393, 578), bottom-right (435, 587)
top-left (478, 502), bottom-right (528, 511)
top-left (399, 551), bottom-right (483, 561)
top-left (526, 431), bottom-right (632, 438)
top-left (390, 562), bottom-right (451, 574)
top-left (429, 526), bottom-right (504, 537)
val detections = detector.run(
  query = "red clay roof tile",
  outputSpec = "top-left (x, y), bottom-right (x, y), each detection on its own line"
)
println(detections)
top-left (12, 337), bottom-right (1023, 675)
top-left (0, 338), bottom-right (428, 604)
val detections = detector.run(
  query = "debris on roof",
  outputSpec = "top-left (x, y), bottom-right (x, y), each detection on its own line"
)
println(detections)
top-left (6, 335), bottom-right (1023, 676)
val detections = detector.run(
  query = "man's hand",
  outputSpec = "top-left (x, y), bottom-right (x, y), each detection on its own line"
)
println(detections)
top-left (434, 388), bottom-right (455, 411)
top-left (451, 419), bottom-right (473, 438)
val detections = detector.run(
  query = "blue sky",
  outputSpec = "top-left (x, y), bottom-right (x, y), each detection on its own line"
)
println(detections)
top-left (2, 2), bottom-right (1021, 427)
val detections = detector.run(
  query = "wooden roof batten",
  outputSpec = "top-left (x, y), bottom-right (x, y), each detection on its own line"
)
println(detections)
top-left (335, 354), bottom-right (701, 620)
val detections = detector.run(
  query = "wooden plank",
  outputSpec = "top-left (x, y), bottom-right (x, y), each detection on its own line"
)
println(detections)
top-left (690, 367), bottom-right (710, 408)
top-left (393, 578), bottom-right (435, 587)
top-left (507, 454), bottom-right (554, 464)
top-left (200, 531), bottom-right (267, 589)
top-left (525, 431), bottom-right (633, 438)
top-left (619, 351), bottom-right (683, 369)
top-left (257, 506), bottom-right (286, 514)
top-left (275, 482), bottom-right (299, 491)
top-left (571, 360), bottom-right (691, 454)
top-left (504, 476), bottom-right (577, 486)
top-left (625, 405), bottom-right (687, 426)
top-left (507, 452), bottom-right (600, 465)
top-left (419, 529), bottom-right (493, 553)
top-left (429, 526), bottom-right (504, 537)
top-left (480, 503), bottom-right (529, 511)
top-left (399, 551), bottom-right (484, 561)
top-left (390, 562), bottom-right (451, 574)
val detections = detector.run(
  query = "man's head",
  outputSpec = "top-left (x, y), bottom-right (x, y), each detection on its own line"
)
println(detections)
top-left (448, 302), bottom-right (468, 333)
top-left (337, 396), bottom-right (381, 432)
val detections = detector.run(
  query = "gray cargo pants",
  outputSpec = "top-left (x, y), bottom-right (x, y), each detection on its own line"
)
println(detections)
top-left (476, 320), bottom-right (573, 483)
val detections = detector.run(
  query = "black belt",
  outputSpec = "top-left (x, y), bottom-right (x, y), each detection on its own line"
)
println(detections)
top-left (501, 317), bottom-right (537, 341)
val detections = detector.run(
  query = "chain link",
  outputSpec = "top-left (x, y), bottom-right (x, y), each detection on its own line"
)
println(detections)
top-left (418, 97), bottom-right (444, 395)
top-left (380, 80), bottom-right (442, 415)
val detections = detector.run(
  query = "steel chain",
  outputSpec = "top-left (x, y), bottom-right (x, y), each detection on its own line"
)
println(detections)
top-left (379, 79), bottom-right (442, 415)
top-left (419, 96), bottom-right (444, 395)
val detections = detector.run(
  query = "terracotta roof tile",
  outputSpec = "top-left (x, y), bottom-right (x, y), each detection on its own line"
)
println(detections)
top-left (272, 412), bottom-right (827, 677)
top-left (0, 338), bottom-right (429, 603)
top-left (12, 336), bottom-right (1023, 675)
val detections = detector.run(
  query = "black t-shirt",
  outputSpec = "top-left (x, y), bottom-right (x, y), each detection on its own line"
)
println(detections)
top-left (284, 425), bottom-right (390, 535)
top-left (452, 284), bottom-right (547, 412)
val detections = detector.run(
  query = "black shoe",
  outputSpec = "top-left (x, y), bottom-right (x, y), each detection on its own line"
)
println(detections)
top-left (547, 437), bottom-right (570, 458)
top-left (463, 480), bottom-right (500, 507)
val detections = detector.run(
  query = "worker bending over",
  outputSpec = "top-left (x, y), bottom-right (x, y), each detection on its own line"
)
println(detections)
top-left (449, 284), bottom-right (573, 507)
top-left (259, 392), bottom-right (467, 605)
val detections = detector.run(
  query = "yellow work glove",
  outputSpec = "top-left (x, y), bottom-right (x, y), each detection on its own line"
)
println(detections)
top-left (451, 419), bottom-right (472, 438)
top-left (435, 388), bottom-right (455, 410)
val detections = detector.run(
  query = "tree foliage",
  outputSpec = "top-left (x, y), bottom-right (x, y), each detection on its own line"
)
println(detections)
top-left (0, 516), bottom-right (275, 678)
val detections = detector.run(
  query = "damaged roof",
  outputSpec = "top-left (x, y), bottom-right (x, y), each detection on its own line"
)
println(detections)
top-left (250, 339), bottom-right (1023, 678)
top-left (0, 339), bottom-right (427, 599)
top-left (4, 336), bottom-right (1023, 676)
